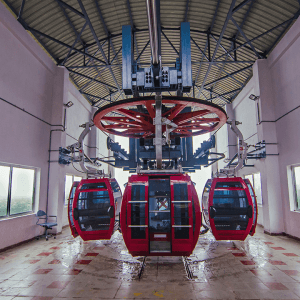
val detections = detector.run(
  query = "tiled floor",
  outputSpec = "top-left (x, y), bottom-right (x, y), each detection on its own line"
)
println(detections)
top-left (0, 226), bottom-right (300, 299)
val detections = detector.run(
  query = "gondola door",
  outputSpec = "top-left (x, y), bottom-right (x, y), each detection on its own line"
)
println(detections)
top-left (171, 176), bottom-right (193, 254)
top-left (148, 178), bottom-right (171, 254)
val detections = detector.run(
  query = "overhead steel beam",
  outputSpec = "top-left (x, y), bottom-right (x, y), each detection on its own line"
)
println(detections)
top-left (17, 0), bottom-right (26, 19)
top-left (231, 17), bottom-right (262, 58)
top-left (190, 37), bottom-right (209, 61)
top-left (215, 14), bottom-right (298, 61)
top-left (210, 34), bottom-right (234, 61)
top-left (161, 30), bottom-right (179, 55)
top-left (265, 8), bottom-right (300, 55)
top-left (2, 0), bottom-right (59, 64)
top-left (67, 69), bottom-right (118, 91)
top-left (184, 0), bottom-right (190, 22)
top-left (194, 0), bottom-right (221, 84)
top-left (28, 26), bottom-right (106, 65)
top-left (77, 0), bottom-right (122, 96)
top-left (203, 65), bottom-right (252, 88)
top-left (196, 60), bottom-right (254, 64)
top-left (136, 40), bottom-right (150, 61)
top-left (80, 91), bottom-right (113, 103)
top-left (61, 22), bottom-right (87, 66)
top-left (94, 0), bottom-right (123, 96)
top-left (203, 88), bottom-right (231, 104)
top-left (67, 64), bottom-right (120, 69)
top-left (232, 0), bottom-right (253, 13)
top-left (55, 0), bottom-right (85, 18)
top-left (198, 0), bottom-right (237, 96)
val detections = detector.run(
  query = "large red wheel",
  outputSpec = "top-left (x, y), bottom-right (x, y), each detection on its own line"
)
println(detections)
top-left (93, 96), bottom-right (227, 138)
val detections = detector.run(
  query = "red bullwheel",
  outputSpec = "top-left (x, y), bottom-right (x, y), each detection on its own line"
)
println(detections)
top-left (93, 96), bottom-right (227, 138)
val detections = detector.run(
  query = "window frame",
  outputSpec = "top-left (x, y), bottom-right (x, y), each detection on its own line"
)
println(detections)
top-left (244, 172), bottom-right (263, 205)
top-left (64, 174), bottom-right (83, 205)
top-left (0, 163), bottom-right (36, 218)
top-left (291, 165), bottom-right (300, 211)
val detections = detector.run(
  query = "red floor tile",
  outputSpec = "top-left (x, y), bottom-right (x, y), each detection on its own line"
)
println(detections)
top-left (93, 246), bottom-right (105, 250)
top-left (47, 281), bottom-right (70, 289)
top-left (48, 259), bottom-right (61, 264)
top-left (271, 247), bottom-right (286, 250)
top-left (282, 253), bottom-right (299, 256)
top-left (67, 269), bottom-right (82, 275)
top-left (33, 269), bottom-right (53, 274)
top-left (31, 297), bottom-right (53, 300)
top-left (240, 260), bottom-right (256, 265)
top-left (27, 259), bottom-right (40, 264)
top-left (76, 260), bottom-right (92, 265)
top-left (263, 282), bottom-right (289, 290)
top-left (250, 269), bottom-right (272, 277)
top-left (37, 252), bottom-right (53, 256)
top-left (264, 242), bottom-right (274, 244)
top-left (281, 270), bottom-right (300, 276)
top-left (85, 253), bottom-right (99, 257)
top-left (268, 260), bottom-right (287, 265)
top-left (232, 252), bottom-right (246, 257)
top-left (50, 247), bottom-right (60, 250)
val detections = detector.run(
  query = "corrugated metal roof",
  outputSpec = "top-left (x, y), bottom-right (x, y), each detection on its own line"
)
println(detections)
top-left (2, 0), bottom-right (300, 107)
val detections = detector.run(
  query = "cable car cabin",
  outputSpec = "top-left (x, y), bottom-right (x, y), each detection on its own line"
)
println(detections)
top-left (120, 174), bottom-right (201, 257)
top-left (202, 177), bottom-right (255, 241)
top-left (72, 178), bottom-right (122, 241)
top-left (244, 179), bottom-right (258, 236)
top-left (67, 181), bottom-right (80, 238)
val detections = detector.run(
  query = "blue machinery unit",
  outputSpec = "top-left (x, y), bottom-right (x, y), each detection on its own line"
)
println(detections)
top-left (105, 135), bottom-right (224, 173)
top-left (122, 22), bottom-right (192, 95)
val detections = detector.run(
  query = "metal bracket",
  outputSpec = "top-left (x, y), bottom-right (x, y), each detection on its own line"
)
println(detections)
top-left (219, 120), bottom-right (247, 176)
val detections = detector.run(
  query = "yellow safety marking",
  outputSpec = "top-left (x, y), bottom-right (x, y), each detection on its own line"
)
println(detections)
top-left (153, 290), bottom-right (164, 298)
top-left (133, 292), bottom-right (142, 296)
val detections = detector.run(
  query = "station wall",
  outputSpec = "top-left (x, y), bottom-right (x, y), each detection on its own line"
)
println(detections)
top-left (0, 3), bottom-right (109, 250)
top-left (214, 16), bottom-right (300, 238)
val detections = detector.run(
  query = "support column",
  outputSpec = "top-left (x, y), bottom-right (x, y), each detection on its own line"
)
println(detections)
top-left (47, 66), bottom-right (68, 234)
top-left (254, 59), bottom-right (283, 234)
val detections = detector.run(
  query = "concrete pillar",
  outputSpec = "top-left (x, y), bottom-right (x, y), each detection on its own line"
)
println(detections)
top-left (254, 59), bottom-right (283, 234)
top-left (47, 66), bottom-right (68, 233)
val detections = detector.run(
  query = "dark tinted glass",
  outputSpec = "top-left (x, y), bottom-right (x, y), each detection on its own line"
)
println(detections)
top-left (69, 186), bottom-right (77, 226)
top-left (215, 181), bottom-right (243, 188)
top-left (213, 189), bottom-right (249, 231)
top-left (81, 182), bottom-right (107, 190)
top-left (131, 184), bottom-right (146, 239)
top-left (77, 191), bottom-right (111, 231)
top-left (173, 183), bottom-right (189, 239)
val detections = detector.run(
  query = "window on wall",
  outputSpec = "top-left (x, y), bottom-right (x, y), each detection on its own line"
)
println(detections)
top-left (292, 166), bottom-right (300, 210)
top-left (245, 173), bottom-right (263, 205)
top-left (64, 175), bottom-right (82, 205)
top-left (0, 165), bottom-right (35, 217)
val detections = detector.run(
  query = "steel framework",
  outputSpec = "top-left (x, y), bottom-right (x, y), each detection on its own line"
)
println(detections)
top-left (2, 0), bottom-right (300, 107)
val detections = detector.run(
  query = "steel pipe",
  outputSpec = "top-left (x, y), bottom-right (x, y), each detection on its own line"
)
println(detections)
top-left (146, 0), bottom-right (159, 65)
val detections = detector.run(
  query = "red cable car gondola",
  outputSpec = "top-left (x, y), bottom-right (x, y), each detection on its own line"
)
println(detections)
top-left (67, 181), bottom-right (80, 238)
top-left (202, 177), bottom-right (257, 241)
top-left (72, 178), bottom-right (122, 241)
top-left (120, 173), bottom-right (201, 256)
